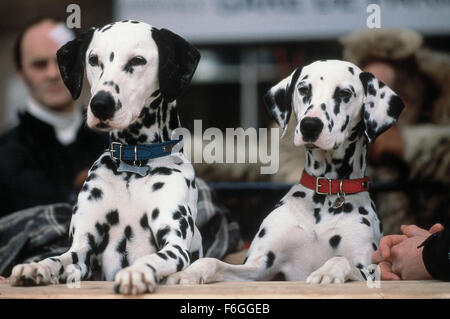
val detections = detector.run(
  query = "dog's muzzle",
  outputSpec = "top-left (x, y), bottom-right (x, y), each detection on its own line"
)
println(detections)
top-left (90, 91), bottom-right (115, 121)
top-left (300, 117), bottom-right (323, 142)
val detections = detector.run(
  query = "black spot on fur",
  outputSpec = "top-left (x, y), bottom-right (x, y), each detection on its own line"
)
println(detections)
top-left (314, 161), bottom-right (320, 169)
top-left (88, 187), bottom-right (103, 201)
top-left (266, 251), bottom-right (275, 268)
top-left (372, 242), bottom-right (378, 251)
top-left (358, 207), bottom-right (369, 215)
top-left (71, 252), bottom-right (78, 264)
top-left (340, 115), bottom-right (350, 132)
top-left (173, 210), bottom-right (182, 220)
top-left (145, 263), bottom-right (156, 273)
top-left (348, 67), bottom-right (354, 75)
top-left (361, 217), bottom-right (371, 226)
top-left (152, 182), bottom-right (164, 191)
top-left (152, 208), bottom-right (160, 220)
top-left (387, 94), bottom-right (404, 119)
top-left (258, 228), bottom-right (266, 238)
top-left (292, 191), bottom-right (306, 198)
top-left (86, 173), bottom-right (97, 182)
top-left (314, 208), bottom-right (321, 224)
top-left (176, 258), bottom-right (184, 271)
top-left (106, 209), bottom-right (119, 226)
top-left (151, 167), bottom-right (181, 176)
top-left (329, 235), bottom-right (341, 249)
top-left (157, 252), bottom-right (168, 260)
top-left (166, 251), bottom-right (177, 259)
top-left (156, 226), bottom-right (170, 249)
top-left (343, 203), bottom-right (353, 213)
top-left (124, 226), bottom-right (133, 240)
top-left (179, 218), bottom-right (189, 239)
top-left (313, 193), bottom-right (326, 205)
top-left (110, 52), bottom-right (114, 62)
top-left (173, 245), bottom-right (190, 263)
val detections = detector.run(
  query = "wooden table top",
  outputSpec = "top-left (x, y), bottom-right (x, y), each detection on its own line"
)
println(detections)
top-left (0, 280), bottom-right (449, 299)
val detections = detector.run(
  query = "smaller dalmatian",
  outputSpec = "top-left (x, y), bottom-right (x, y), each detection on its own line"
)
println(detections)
top-left (167, 60), bottom-right (404, 285)
top-left (10, 21), bottom-right (202, 294)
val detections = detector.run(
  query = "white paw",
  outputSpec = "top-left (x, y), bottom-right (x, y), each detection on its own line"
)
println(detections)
top-left (166, 269), bottom-right (205, 285)
top-left (114, 264), bottom-right (156, 295)
top-left (166, 258), bottom-right (217, 285)
top-left (306, 256), bottom-right (352, 284)
top-left (10, 263), bottom-right (57, 286)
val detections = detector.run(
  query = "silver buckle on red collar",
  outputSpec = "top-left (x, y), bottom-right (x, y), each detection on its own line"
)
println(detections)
top-left (315, 177), bottom-right (332, 195)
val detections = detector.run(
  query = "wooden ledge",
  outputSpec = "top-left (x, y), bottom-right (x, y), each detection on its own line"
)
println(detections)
top-left (1, 280), bottom-right (449, 299)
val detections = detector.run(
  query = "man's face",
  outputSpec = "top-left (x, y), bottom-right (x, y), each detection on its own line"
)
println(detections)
top-left (19, 20), bottom-right (73, 112)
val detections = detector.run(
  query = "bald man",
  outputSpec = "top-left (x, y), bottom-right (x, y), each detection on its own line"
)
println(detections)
top-left (0, 18), bottom-right (107, 216)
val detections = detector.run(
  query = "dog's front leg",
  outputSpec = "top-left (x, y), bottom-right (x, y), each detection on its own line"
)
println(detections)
top-left (113, 208), bottom-right (200, 295)
top-left (9, 237), bottom-right (98, 286)
top-left (10, 203), bottom-right (107, 286)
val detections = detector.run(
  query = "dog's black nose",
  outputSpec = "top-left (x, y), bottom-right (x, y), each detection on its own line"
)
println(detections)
top-left (300, 117), bottom-right (324, 142)
top-left (90, 91), bottom-right (115, 121)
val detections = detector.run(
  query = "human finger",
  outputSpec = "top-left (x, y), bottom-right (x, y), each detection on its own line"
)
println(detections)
top-left (378, 235), bottom-right (407, 259)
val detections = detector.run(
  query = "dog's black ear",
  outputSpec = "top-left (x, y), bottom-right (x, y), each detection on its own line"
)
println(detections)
top-left (151, 28), bottom-right (200, 102)
top-left (56, 27), bottom-right (95, 100)
top-left (263, 67), bottom-right (302, 137)
top-left (359, 72), bottom-right (405, 143)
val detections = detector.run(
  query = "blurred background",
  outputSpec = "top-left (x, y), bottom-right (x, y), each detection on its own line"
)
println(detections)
top-left (1, 0), bottom-right (449, 132)
top-left (0, 0), bottom-right (449, 240)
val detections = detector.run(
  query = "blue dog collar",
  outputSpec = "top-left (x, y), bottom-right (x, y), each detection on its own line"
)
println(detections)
top-left (109, 136), bottom-right (183, 162)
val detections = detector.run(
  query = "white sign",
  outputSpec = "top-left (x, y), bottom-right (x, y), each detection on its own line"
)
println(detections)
top-left (114, 0), bottom-right (450, 44)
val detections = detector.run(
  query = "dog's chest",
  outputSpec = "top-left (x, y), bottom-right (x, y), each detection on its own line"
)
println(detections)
top-left (281, 184), bottom-right (381, 239)
top-left (76, 153), bottom-right (197, 279)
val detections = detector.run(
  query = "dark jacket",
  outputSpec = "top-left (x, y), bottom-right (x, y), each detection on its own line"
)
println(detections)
top-left (422, 222), bottom-right (450, 281)
top-left (0, 111), bottom-right (108, 217)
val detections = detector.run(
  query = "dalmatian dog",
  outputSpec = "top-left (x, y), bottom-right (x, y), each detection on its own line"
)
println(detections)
top-left (167, 59), bottom-right (404, 284)
top-left (10, 20), bottom-right (202, 294)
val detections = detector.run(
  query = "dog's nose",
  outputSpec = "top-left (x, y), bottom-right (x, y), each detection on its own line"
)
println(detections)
top-left (90, 91), bottom-right (115, 121)
top-left (300, 117), bottom-right (324, 142)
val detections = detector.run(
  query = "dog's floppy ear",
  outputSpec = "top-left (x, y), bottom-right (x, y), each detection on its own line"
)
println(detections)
top-left (359, 72), bottom-right (405, 144)
top-left (57, 27), bottom-right (95, 100)
top-left (263, 67), bottom-right (302, 138)
top-left (151, 28), bottom-right (200, 102)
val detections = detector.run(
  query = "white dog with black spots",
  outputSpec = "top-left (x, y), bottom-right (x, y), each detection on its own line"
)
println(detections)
top-left (10, 20), bottom-right (203, 294)
top-left (167, 59), bottom-right (405, 285)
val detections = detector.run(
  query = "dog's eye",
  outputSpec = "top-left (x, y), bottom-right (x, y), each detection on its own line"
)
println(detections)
top-left (339, 89), bottom-right (352, 99)
top-left (129, 56), bottom-right (147, 66)
top-left (88, 55), bottom-right (99, 67)
top-left (298, 86), bottom-right (310, 96)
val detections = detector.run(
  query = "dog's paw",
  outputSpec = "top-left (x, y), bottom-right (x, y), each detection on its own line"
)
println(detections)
top-left (166, 258), bottom-right (217, 285)
top-left (10, 263), bottom-right (57, 286)
top-left (306, 256), bottom-right (354, 284)
top-left (166, 269), bottom-right (205, 285)
top-left (114, 264), bottom-right (156, 295)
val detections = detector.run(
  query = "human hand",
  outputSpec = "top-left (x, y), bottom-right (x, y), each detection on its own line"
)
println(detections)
top-left (372, 234), bottom-right (407, 280)
top-left (372, 224), bottom-right (444, 280)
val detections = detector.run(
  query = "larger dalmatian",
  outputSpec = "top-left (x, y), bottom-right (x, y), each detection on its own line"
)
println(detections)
top-left (167, 60), bottom-right (404, 284)
top-left (10, 20), bottom-right (202, 294)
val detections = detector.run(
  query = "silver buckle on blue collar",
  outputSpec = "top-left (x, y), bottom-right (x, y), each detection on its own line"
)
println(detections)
top-left (110, 142), bottom-right (123, 161)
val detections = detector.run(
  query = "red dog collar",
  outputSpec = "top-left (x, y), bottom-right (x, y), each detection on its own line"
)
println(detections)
top-left (300, 171), bottom-right (370, 195)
